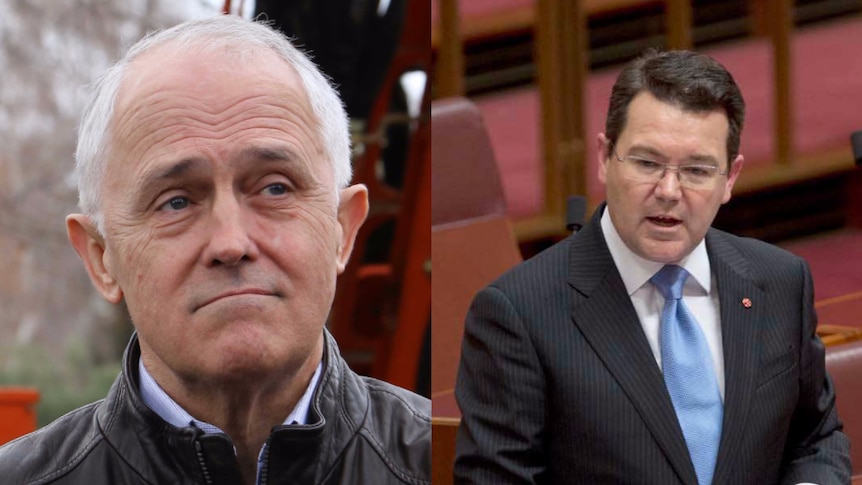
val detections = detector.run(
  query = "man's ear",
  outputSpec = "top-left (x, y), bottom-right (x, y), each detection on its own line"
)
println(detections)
top-left (66, 214), bottom-right (123, 304)
top-left (721, 154), bottom-right (745, 204)
top-left (335, 184), bottom-right (369, 274)
top-left (597, 133), bottom-right (611, 185)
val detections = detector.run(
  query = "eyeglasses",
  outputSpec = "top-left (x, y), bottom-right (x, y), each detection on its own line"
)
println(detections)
top-left (609, 142), bottom-right (729, 189)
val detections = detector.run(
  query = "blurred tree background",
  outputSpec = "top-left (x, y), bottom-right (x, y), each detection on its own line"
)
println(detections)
top-left (0, 0), bottom-right (234, 426)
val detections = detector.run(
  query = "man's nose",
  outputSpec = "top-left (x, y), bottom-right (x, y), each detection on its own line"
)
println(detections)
top-left (654, 167), bottom-right (683, 200)
top-left (205, 196), bottom-right (258, 267)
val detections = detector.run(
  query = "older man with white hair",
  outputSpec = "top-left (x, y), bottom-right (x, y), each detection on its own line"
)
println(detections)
top-left (0, 15), bottom-right (430, 485)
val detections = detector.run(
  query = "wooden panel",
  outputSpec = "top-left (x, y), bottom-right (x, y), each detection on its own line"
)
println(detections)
top-left (528, 0), bottom-right (590, 239)
top-left (432, 217), bottom-right (521, 392)
top-left (432, 417), bottom-right (460, 485)
top-left (558, 1), bottom-right (589, 199)
top-left (768, 0), bottom-right (794, 166)
top-left (818, 324), bottom-right (862, 347)
top-left (816, 290), bottom-right (862, 343)
top-left (437, 0), bottom-right (465, 97)
top-left (815, 289), bottom-right (862, 346)
top-left (431, 0), bottom-right (668, 48)
top-left (666, 0), bottom-right (693, 49)
top-left (432, 389), bottom-right (460, 485)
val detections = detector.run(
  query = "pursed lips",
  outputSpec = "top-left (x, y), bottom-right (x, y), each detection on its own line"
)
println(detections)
top-left (194, 288), bottom-right (274, 311)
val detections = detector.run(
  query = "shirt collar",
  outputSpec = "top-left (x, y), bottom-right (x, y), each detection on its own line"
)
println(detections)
top-left (600, 206), bottom-right (711, 295)
top-left (138, 357), bottom-right (323, 433)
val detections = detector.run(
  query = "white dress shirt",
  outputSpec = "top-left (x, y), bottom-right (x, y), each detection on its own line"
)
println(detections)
top-left (601, 209), bottom-right (725, 400)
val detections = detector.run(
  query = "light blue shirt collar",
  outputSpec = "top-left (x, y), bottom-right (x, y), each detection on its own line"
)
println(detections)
top-left (138, 354), bottom-right (322, 483)
top-left (138, 358), bottom-right (322, 431)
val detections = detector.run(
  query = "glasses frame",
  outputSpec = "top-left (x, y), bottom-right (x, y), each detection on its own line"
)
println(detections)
top-left (607, 141), bottom-right (729, 187)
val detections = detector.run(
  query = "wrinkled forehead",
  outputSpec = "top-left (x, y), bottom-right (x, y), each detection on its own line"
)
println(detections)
top-left (102, 39), bottom-right (333, 193)
top-left (112, 39), bottom-right (321, 146)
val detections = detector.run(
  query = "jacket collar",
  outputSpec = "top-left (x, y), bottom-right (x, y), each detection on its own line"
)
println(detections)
top-left (95, 330), bottom-right (366, 484)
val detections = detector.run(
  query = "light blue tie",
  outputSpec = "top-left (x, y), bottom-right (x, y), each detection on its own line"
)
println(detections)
top-left (651, 265), bottom-right (722, 485)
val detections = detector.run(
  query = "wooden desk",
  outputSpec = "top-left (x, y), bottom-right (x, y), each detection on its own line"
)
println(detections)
top-left (818, 324), bottom-right (862, 347)
top-left (816, 290), bottom-right (862, 346)
top-left (432, 390), bottom-right (460, 485)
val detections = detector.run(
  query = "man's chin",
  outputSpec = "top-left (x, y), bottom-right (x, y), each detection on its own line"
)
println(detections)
top-left (204, 330), bottom-right (319, 376)
top-left (637, 240), bottom-right (691, 264)
top-left (196, 346), bottom-right (287, 382)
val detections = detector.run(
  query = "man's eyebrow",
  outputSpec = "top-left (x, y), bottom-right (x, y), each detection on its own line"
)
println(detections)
top-left (628, 145), bottom-right (719, 165)
top-left (238, 146), bottom-right (303, 164)
top-left (627, 145), bottom-right (664, 158)
top-left (235, 145), bottom-right (317, 185)
top-left (146, 158), bottom-right (205, 180)
top-left (685, 153), bottom-right (720, 166)
top-left (136, 158), bottom-right (209, 198)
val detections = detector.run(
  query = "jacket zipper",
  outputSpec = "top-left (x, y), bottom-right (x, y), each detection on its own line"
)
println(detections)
top-left (194, 440), bottom-right (214, 485)
top-left (259, 438), bottom-right (272, 485)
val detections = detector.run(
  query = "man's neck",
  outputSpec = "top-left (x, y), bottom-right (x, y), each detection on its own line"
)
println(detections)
top-left (138, 336), bottom-right (324, 483)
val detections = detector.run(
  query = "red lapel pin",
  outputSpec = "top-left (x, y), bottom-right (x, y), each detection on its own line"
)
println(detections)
top-left (742, 297), bottom-right (752, 308)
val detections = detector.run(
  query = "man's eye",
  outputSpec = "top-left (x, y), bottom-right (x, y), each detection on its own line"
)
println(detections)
top-left (682, 166), bottom-right (715, 177)
top-left (262, 183), bottom-right (288, 196)
top-left (159, 197), bottom-right (190, 211)
top-left (631, 158), bottom-right (662, 170)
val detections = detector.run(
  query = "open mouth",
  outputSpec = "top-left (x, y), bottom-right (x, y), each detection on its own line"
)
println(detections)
top-left (646, 215), bottom-right (682, 227)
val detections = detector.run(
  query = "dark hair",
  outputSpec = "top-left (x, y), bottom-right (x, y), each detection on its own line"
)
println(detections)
top-left (604, 49), bottom-right (745, 165)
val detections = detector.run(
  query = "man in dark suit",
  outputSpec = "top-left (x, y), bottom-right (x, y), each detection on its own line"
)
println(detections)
top-left (454, 50), bottom-right (851, 484)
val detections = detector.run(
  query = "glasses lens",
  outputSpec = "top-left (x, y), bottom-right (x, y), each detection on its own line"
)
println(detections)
top-left (619, 157), bottom-right (718, 189)
top-left (679, 166), bottom-right (717, 187)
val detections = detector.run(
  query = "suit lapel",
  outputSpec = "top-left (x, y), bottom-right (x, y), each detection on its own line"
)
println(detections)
top-left (706, 230), bottom-right (765, 484)
top-left (568, 207), bottom-right (698, 485)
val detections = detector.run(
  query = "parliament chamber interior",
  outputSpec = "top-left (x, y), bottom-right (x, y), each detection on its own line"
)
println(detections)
top-left (431, 0), bottom-right (862, 482)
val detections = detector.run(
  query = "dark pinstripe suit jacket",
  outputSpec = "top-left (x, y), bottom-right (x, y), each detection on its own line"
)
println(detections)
top-left (454, 206), bottom-right (850, 484)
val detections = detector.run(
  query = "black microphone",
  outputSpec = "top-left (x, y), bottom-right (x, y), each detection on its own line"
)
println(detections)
top-left (852, 131), bottom-right (862, 166)
top-left (566, 195), bottom-right (587, 233)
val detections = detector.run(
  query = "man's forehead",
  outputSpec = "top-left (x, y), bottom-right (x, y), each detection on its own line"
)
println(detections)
top-left (116, 40), bottom-right (308, 114)
top-left (102, 40), bottom-right (330, 189)
top-left (623, 92), bottom-right (729, 134)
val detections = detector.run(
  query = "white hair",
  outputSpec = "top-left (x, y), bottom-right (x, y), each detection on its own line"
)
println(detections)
top-left (75, 15), bottom-right (352, 234)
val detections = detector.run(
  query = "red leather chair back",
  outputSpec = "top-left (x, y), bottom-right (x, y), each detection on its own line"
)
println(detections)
top-left (431, 98), bottom-right (521, 394)
top-left (826, 338), bottom-right (862, 478)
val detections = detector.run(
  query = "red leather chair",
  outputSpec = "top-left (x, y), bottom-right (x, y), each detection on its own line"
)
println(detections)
top-left (431, 97), bottom-right (523, 485)
top-left (825, 338), bottom-right (862, 480)
top-left (431, 97), bottom-right (522, 396)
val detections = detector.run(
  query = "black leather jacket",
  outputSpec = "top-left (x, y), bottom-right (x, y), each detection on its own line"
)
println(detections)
top-left (0, 332), bottom-right (431, 484)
